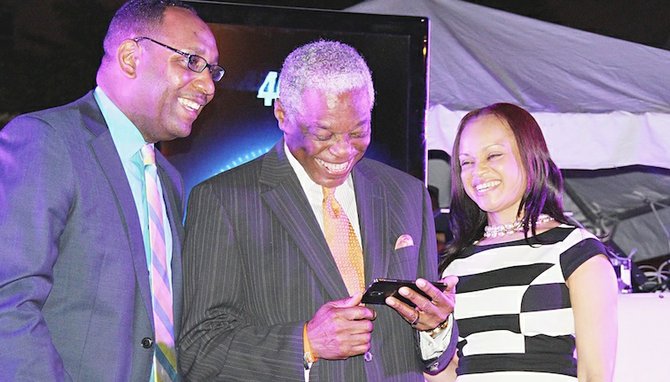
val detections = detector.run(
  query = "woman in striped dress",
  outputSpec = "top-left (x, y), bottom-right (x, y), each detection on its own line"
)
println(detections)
top-left (437, 103), bottom-right (617, 381)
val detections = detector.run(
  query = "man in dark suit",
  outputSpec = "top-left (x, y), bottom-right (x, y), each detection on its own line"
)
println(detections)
top-left (0, 1), bottom-right (222, 380)
top-left (179, 40), bottom-right (457, 381)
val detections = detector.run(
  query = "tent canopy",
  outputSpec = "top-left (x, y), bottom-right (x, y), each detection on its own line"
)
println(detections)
top-left (349, 0), bottom-right (670, 114)
top-left (348, 0), bottom-right (670, 262)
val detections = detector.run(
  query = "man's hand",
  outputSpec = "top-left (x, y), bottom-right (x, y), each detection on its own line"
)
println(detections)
top-left (385, 276), bottom-right (458, 331)
top-left (306, 293), bottom-right (377, 360)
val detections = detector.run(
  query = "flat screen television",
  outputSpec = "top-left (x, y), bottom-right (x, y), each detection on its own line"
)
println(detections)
top-left (160, 1), bottom-right (429, 201)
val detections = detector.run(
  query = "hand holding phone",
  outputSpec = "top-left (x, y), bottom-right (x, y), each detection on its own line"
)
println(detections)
top-left (361, 278), bottom-right (447, 308)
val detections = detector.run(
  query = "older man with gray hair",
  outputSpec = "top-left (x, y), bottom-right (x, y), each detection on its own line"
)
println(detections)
top-left (179, 40), bottom-right (457, 381)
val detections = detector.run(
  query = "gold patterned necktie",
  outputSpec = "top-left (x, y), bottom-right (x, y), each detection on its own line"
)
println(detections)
top-left (141, 145), bottom-right (177, 382)
top-left (322, 187), bottom-right (365, 295)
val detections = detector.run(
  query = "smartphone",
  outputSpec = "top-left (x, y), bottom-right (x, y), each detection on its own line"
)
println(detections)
top-left (361, 278), bottom-right (446, 307)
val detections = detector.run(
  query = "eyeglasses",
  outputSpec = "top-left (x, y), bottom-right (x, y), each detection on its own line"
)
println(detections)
top-left (133, 36), bottom-right (225, 82)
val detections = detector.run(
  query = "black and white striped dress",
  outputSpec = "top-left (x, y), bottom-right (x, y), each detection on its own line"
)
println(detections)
top-left (442, 225), bottom-right (607, 381)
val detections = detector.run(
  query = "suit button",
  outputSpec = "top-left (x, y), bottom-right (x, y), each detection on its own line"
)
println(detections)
top-left (141, 337), bottom-right (154, 349)
top-left (364, 351), bottom-right (373, 362)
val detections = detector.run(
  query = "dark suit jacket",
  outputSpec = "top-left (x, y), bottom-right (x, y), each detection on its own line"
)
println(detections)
top-left (0, 92), bottom-right (184, 381)
top-left (179, 141), bottom-right (456, 381)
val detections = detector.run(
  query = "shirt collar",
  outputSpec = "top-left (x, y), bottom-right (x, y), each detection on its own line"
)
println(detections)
top-left (94, 86), bottom-right (147, 160)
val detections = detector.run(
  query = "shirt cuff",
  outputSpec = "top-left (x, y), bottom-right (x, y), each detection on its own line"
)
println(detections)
top-left (418, 314), bottom-right (454, 360)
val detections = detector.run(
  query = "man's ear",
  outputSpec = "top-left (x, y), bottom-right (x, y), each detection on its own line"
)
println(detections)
top-left (274, 98), bottom-right (286, 132)
top-left (117, 39), bottom-right (140, 78)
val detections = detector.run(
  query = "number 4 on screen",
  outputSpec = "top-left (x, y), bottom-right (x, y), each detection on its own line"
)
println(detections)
top-left (258, 71), bottom-right (280, 106)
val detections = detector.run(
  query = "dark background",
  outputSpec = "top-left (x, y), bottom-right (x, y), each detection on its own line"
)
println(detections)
top-left (1, 0), bottom-right (669, 123)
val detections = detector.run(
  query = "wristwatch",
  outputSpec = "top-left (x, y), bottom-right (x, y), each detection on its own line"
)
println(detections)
top-left (426, 317), bottom-right (450, 338)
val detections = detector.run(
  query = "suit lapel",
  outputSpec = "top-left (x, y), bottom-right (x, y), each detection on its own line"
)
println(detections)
top-left (259, 142), bottom-right (349, 300)
top-left (353, 162), bottom-right (390, 285)
top-left (81, 93), bottom-right (154, 323)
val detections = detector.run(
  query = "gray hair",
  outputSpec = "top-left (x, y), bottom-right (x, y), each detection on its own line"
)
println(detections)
top-left (278, 40), bottom-right (375, 119)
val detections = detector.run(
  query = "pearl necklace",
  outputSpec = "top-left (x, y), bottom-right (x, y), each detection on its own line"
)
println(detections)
top-left (483, 214), bottom-right (554, 238)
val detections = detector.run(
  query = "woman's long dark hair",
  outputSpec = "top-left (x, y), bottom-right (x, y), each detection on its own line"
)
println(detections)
top-left (439, 103), bottom-right (570, 272)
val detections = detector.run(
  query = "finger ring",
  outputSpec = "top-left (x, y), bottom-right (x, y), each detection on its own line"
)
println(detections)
top-left (410, 310), bottom-right (420, 326)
